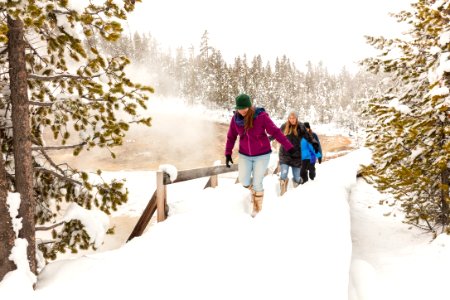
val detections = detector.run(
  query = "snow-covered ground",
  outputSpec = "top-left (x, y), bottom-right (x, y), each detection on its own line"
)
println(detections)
top-left (2, 99), bottom-right (449, 299)
top-left (2, 147), bottom-right (450, 300)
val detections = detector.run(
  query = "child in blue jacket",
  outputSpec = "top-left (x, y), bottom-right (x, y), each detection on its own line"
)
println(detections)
top-left (305, 122), bottom-right (323, 163)
top-left (300, 136), bottom-right (316, 183)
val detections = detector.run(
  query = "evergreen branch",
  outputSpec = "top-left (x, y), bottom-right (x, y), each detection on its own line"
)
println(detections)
top-left (35, 167), bottom-right (82, 186)
top-left (29, 73), bottom-right (101, 81)
top-left (404, 220), bottom-right (434, 232)
top-left (30, 96), bottom-right (107, 106)
top-left (80, 97), bottom-right (109, 102)
top-left (80, 89), bottom-right (139, 103)
top-left (53, 8), bottom-right (107, 16)
top-left (36, 221), bottom-right (65, 231)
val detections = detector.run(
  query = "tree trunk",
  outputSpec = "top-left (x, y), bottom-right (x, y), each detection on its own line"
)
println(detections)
top-left (0, 150), bottom-right (16, 281)
top-left (441, 167), bottom-right (450, 226)
top-left (7, 16), bottom-right (37, 275)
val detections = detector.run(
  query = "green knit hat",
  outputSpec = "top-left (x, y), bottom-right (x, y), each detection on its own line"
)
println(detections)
top-left (235, 94), bottom-right (252, 109)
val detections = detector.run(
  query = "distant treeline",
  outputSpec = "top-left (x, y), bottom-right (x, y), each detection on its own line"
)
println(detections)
top-left (92, 30), bottom-right (389, 129)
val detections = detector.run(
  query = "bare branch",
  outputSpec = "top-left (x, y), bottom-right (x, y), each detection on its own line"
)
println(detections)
top-left (32, 142), bottom-right (86, 151)
top-left (36, 148), bottom-right (67, 176)
top-left (53, 8), bottom-right (107, 16)
top-left (24, 38), bottom-right (49, 67)
top-left (28, 73), bottom-right (92, 81)
top-left (37, 240), bottom-right (56, 246)
top-left (36, 221), bottom-right (65, 231)
top-left (29, 101), bottom-right (53, 107)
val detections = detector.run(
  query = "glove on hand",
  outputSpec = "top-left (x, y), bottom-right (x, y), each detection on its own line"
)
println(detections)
top-left (318, 157), bottom-right (322, 164)
top-left (225, 155), bottom-right (233, 168)
top-left (287, 147), bottom-right (295, 155)
top-left (310, 153), bottom-right (317, 164)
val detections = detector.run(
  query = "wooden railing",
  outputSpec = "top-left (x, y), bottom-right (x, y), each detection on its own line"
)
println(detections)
top-left (127, 164), bottom-right (238, 242)
top-left (126, 150), bottom-right (358, 241)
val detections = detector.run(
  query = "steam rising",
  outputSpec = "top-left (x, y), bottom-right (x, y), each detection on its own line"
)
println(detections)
top-left (50, 97), bottom-right (232, 172)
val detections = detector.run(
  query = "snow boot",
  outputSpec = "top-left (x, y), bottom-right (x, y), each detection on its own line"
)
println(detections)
top-left (251, 191), bottom-right (264, 217)
top-left (292, 178), bottom-right (302, 188)
top-left (279, 178), bottom-right (289, 196)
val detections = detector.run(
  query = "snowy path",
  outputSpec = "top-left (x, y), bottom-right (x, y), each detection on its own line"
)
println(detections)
top-left (33, 151), bottom-right (369, 300)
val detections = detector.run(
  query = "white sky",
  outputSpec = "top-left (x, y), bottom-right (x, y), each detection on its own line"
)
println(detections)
top-left (126, 0), bottom-right (414, 73)
top-left (1, 113), bottom-right (450, 299)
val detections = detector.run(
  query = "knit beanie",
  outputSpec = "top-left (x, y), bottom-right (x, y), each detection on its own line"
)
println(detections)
top-left (304, 122), bottom-right (311, 129)
top-left (235, 94), bottom-right (252, 109)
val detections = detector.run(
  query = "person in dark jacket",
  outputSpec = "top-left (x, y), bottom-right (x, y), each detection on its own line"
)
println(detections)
top-left (304, 122), bottom-right (322, 163)
top-left (225, 94), bottom-right (294, 217)
top-left (278, 111), bottom-right (306, 195)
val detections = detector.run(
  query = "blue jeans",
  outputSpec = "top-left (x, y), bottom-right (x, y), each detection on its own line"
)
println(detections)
top-left (279, 163), bottom-right (301, 183)
top-left (238, 153), bottom-right (271, 192)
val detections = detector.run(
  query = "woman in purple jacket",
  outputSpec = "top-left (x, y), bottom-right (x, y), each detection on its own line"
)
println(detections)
top-left (225, 94), bottom-right (294, 216)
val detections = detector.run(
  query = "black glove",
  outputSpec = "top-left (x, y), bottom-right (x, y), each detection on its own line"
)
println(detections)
top-left (318, 157), bottom-right (322, 164)
top-left (225, 155), bottom-right (233, 168)
top-left (287, 148), bottom-right (295, 155)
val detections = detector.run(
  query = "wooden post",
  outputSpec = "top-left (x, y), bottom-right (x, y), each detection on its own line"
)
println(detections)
top-left (204, 175), bottom-right (218, 189)
top-left (204, 177), bottom-right (212, 189)
top-left (127, 191), bottom-right (157, 241)
top-left (156, 171), bottom-right (166, 222)
top-left (210, 175), bottom-right (218, 188)
top-left (164, 184), bottom-right (168, 217)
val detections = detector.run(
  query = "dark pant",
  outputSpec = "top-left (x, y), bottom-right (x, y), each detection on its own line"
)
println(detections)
top-left (300, 159), bottom-right (316, 183)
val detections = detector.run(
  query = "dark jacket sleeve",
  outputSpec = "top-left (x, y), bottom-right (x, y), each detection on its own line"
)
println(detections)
top-left (313, 132), bottom-right (322, 154)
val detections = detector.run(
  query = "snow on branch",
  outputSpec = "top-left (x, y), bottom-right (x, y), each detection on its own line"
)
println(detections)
top-left (63, 203), bottom-right (109, 248)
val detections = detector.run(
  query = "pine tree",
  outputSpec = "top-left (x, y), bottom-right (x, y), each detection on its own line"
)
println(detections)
top-left (362, 0), bottom-right (449, 235)
top-left (207, 50), bottom-right (229, 109)
top-left (182, 45), bottom-right (202, 105)
top-left (1, 0), bottom-right (154, 263)
top-left (198, 30), bottom-right (215, 106)
top-left (248, 55), bottom-right (264, 102)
